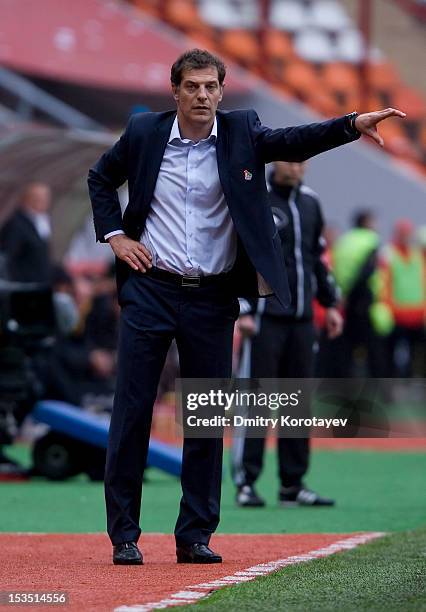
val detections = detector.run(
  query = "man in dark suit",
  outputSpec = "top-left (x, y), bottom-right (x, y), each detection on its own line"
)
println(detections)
top-left (88, 48), bottom-right (405, 566)
top-left (0, 182), bottom-right (53, 283)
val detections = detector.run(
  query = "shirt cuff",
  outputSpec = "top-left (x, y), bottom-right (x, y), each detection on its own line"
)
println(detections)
top-left (105, 230), bottom-right (125, 241)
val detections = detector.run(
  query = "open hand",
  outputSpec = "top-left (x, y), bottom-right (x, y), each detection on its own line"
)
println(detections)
top-left (355, 108), bottom-right (406, 147)
top-left (108, 234), bottom-right (152, 272)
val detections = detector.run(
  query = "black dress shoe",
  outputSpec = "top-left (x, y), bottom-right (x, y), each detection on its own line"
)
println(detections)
top-left (113, 541), bottom-right (143, 565)
top-left (176, 543), bottom-right (222, 564)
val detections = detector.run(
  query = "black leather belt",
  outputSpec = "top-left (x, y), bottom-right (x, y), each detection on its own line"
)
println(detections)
top-left (146, 266), bottom-right (231, 288)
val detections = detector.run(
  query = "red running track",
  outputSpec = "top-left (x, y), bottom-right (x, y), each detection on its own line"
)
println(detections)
top-left (0, 533), bottom-right (382, 612)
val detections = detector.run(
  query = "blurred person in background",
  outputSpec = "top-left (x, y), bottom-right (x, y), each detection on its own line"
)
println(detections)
top-left (330, 210), bottom-right (391, 377)
top-left (232, 161), bottom-right (342, 508)
top-left (313, 224), bottom-right (344, 376)
top-left (417, 226), bottom-right (426, 260)
top-left (0, 182), bottom-right (53, 283)
top-left (41, 265), bottom-right (117, 408)
top-left (381, 220), bottom-right (425, 377)
top-left (84, 262), bottom-right (119, 354)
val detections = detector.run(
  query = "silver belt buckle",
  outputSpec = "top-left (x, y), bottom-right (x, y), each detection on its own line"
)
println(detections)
top-left (182, 275), bottom-right (201, 287)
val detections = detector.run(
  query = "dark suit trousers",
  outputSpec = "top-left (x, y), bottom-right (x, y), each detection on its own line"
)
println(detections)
top-left (105, 271), bottom-right (239, 546)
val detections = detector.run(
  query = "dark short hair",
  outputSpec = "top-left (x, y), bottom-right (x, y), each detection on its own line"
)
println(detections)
top-left (353, 209), bottom-right (374, 228)
top-left (171, 49), bottom-right (226, 86)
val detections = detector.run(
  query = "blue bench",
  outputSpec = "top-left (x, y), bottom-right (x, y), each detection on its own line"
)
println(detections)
top-left (32, 400), bottom-right (182, 477)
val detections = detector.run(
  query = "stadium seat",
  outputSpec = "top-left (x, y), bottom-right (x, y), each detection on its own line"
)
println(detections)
top-left (199, 0), bottom-right (258, 29)
top-left (392, 87), bottom-right (426, 122)
top-left (306, 89), bottom-right (341, 117)
top-left (365, 92), bottom-right (388, 113)
top-left (321, 64), bottom-right (386, 113)
top-left (367, 61), bottom-right (400, 95)
top-left (187, 31), bottom-right (218, 53)
top-left (235, 0), bottom-right (260, 29)
top-left (294, 28), bottom-right (335, 63)
top-left (264, 29), bottom-right (295, 63)
top-left (379, 120), bottom-right (421, 161)
top-left (321, 63), bottom-right (360, 97)
top-left (165, 0), bottom-right (203, 32)
top-left (262, 30), bottom-right (296, 82)
top-left (220, 30), bottom-right (260, 67)
top-left (282, 60), bottom-right (321, 98)
top-left (338, 93), bottom-right (362, 114)
top-left (307, 0), bottom-right (350, 33)
top-left (270, 0), bottom-right (308, 33)
top-left (335, 28), bottom-right (365, 63)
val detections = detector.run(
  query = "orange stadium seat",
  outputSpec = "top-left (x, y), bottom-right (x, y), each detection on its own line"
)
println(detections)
top-left (333, 92), bottom-right (361, 115)
top-left (321, 63), bottom-right (360, 98)
top-left (264, 30), bottom-right (295, 63)
top-left (305, 89), bottom-right (341, 117)
top-left (262, 30), bottom-right (296, 82)
top-left (165, 0), bottom-right (202, 32)
top-left (282, 61), bottom-right (321, 98)
top-left (379, 120), bottom-right (422, 161)
top-left (348, 91), bottom-right (387, 114)
top-left (220, 30), bottom-right (260, 68)
top-left (186, 31), bottom-right (218, 53)
top-left (392, 87), bottom-right (426, 122)
top-left (367, 61), bottom-right (400, 95)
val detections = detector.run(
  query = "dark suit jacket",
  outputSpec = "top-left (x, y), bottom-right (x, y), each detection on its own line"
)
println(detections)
top-left (88, 109), bottom-right (359, 308)
top-left (0, 210), bottom-right (52, 283)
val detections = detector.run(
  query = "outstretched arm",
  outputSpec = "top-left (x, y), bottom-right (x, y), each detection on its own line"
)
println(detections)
top-left (251, 108), bottom-right (405, 164)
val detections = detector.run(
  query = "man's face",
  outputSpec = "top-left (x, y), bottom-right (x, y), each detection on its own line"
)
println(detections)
top-left (273, 161), bottom-right (306, 187)
top-left (22, 184), bottom-right (51, 214)
top-left (395, 221), bottom-right (413, 246)
top-left (172, 66), bottom-right (223, 129)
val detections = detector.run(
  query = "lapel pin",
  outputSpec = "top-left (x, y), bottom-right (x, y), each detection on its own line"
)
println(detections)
top-left (243, 169), bottom-right (253, 181)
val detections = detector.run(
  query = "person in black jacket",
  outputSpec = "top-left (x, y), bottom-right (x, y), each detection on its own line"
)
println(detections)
top-left (232, 161), bottom-right (343, 508)
top-left (0, 182), bottom-right (53, 283)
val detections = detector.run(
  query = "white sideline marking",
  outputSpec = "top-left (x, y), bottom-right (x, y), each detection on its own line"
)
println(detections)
top-left (114, 532), bottom-right (385, 612)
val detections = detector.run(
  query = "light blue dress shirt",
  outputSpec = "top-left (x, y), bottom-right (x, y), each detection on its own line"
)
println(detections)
top-left (106, 116), bottom-right (237, 276)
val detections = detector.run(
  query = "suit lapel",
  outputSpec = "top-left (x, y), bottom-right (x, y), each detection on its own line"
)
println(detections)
top-left (215, 112), bottom-right (231, 204)
top-left (142, 113), bottom-right (175, 208)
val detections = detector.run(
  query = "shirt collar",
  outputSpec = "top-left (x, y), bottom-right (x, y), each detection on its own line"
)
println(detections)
top-left (168, 115), bottom-right (217, 144)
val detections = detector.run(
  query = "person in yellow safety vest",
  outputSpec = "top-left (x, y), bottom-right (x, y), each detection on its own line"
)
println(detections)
top-left (381, 219), bottom-right (425, 377)
top-left (330, 210), bottom-right (392, 377)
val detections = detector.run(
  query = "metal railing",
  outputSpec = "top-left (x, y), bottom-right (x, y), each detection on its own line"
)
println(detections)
top-left (0, 66), bottom-right (103, 131)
